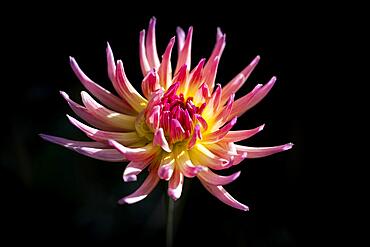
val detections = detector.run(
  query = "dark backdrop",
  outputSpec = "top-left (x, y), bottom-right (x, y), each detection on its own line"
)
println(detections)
top-left (2, 3), bottom-right (342, 246)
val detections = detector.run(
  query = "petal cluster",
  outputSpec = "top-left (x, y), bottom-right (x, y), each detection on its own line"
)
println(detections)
top-left (41, 18), bottom-right (293, 211)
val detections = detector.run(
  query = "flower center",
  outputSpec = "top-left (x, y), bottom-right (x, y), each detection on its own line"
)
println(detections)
top-left (144, 82), bottom-right (207, 145)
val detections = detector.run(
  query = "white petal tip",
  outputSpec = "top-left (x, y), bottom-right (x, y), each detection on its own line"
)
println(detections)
top-left (283, 143), bottom-right (294, 150)
top-left (123, 175), bottom-right (137, 182)
top-left (259, 124), bottom-right (266, 131)
top-left (168, 190), bottom-right (180, 201)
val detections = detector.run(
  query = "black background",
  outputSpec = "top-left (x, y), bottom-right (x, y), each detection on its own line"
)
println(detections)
top-left (2, 2), bottom-right (355, 246)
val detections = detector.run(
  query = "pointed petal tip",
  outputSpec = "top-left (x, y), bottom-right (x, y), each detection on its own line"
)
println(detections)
top-left (284, 143), bottom-right (294, 150)
top-left (259, 124), bottom-right (266, 131)
top-left (123, 175), bottom-right (137, 182)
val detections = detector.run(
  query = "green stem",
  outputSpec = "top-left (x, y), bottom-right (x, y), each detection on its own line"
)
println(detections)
top-left (166, 197), bottom-right (174, 247)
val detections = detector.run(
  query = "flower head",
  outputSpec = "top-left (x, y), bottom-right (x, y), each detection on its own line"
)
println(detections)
top-left (40, 18), bottom-right (293, 211)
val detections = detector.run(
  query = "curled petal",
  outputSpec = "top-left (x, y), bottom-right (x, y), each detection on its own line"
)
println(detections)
top-left (235, 143), bottom-right (294, 158)
top-left (222, 124), bottom-right (265, 142)
top-left (188, 58), bottom-right (206, 96)
top-left (202, 117), bottom-right (237, 143)
top-left (168, 168), bottom-right (184, 200)
top-left (190, 144), bottom-right (230, 170)
top-left (67, 115), bottom-right (141, 146)
top-left (109, 140), bottom-right (158, 161)
top-left (198, 169), bottom-right (241, 186)
top-left (202, 56), bottom-right (220, 92)
top-left (60, 91), bottom-right (118, 131)
top-left (146, 17), bottom-right (160, 69)
top-left (158, 37), bottom-right (175, 89)
top-left (176, 148), bottom-right (207, 178)
top-left (158, 153), bottom-right (175, 180)
top-left (153, 128), bottom-right (171, 152)
top-left (221, 55), bottom-right (260, 104)
top-left (39, 134), bottom-right (125, 162)
top-left (123, 159), bottom-right (152, 182)
top-left (188, 124), bottom-right (201, 149)
top-left (69, 56), bottom-right (135, 115)
top-left (115, 61), bottom-right (148, 112)
top-left (199, 179), bottom-right (249, 211)
top-left (118, 169), bottom-right (160, 204)
top-left (176, 27), bottom-right (185, 52)
top-left (81, 91), bottom-right (136, 131)
top-left (141, 69), bottom-right (160, 99)
top-left (175, 26), bottom-right (193, 74)
top-left (229, 77), bottom-right (276, 120)
top-left (204, 33), bottom-right (226, 79)
top-left (139, 30), bottom-right (151, 75)
top-left (106, 42), bottom-right (116, 84)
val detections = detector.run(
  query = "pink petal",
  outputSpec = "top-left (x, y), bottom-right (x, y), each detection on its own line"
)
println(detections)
top-left (202, 84), bottom-right (222, 118)
top-left (158, 37), bottom-right (175, 89)
top-left (106, 42), bottom-right (116, 84)
top-left (176, 27), bottom-right (185, 52)
top-left (145, 17), bottom-right (160, 69)
top-left (202, 117), bottom-right (237, 143)
top-left (189, 144), bottom-right (230, 170)
top-left (60, 91), bottom-right (118, 131)
top-left (146, 105), bottom-right (160, 131)
top-left (176, 149), bottom-right (207, 178)
top-left (175, 26), bottom-right (193, 74)
top-left (199, 179), bottom-right (249, 211)
top-left (39, 134), bottom-right (125, 162)
top-left (222, 124), bottom-right (265, 142)
top-left (221, 55), bottom-right (260, 105)
top-left (158, 153), bottom-right (175, 181)
top-left (204, 33), bottom-right (226, 79)
top-left (235, 143), bottom-right (293, 158)
top-left (115, 61), bottom-right (148, 112)
top-left (153, 128), bottom-right (171, 152)
top-left (80, 91), bottom-right (136, 131)
top-left (69, 56), bottom-right (135, 115)
top-left (197, 169), bottom-right (241, 186)
top-left (141, 69), bottom-right (160, 99)
top-left (118, 169), bottom-right (160, 204)
top-left (202, 56), bottom-right (220, 92)
top-left (188, 124), bottom-right (201, 149)
top-left (229, 77), bottom-right (276, 120)
top-left (188, 58), bottom-right (206, 93)
top-left (67, 115), bottom-right (141, 145)
top-left (139, 30), bottom-right (151, 76)
top-left (109, 140), bottom-right (158, 161)
top-left (168, 168), bottom-right (184, 200)
top-left (123, 159), bottom-right (152, 182)
top-left (211, 93), bottom-right (235, 131)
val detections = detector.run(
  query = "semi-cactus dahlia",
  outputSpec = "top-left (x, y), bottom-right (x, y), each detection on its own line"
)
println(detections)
top-left (40, 18), bottom-right (293, 211)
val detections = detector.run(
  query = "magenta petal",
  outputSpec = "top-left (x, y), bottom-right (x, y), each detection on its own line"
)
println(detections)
top-left (199, 179), bottom-right (249, 211)
top-left (153, 128), bottom-right (171, 152)
top-left (39, 134), bottom-right (125, 162)
top-left (118, 169), bottom-right (160, 204)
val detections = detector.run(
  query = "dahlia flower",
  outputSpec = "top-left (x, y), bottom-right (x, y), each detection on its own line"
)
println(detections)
top-left (40, 18), bottom-right (293, 211)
